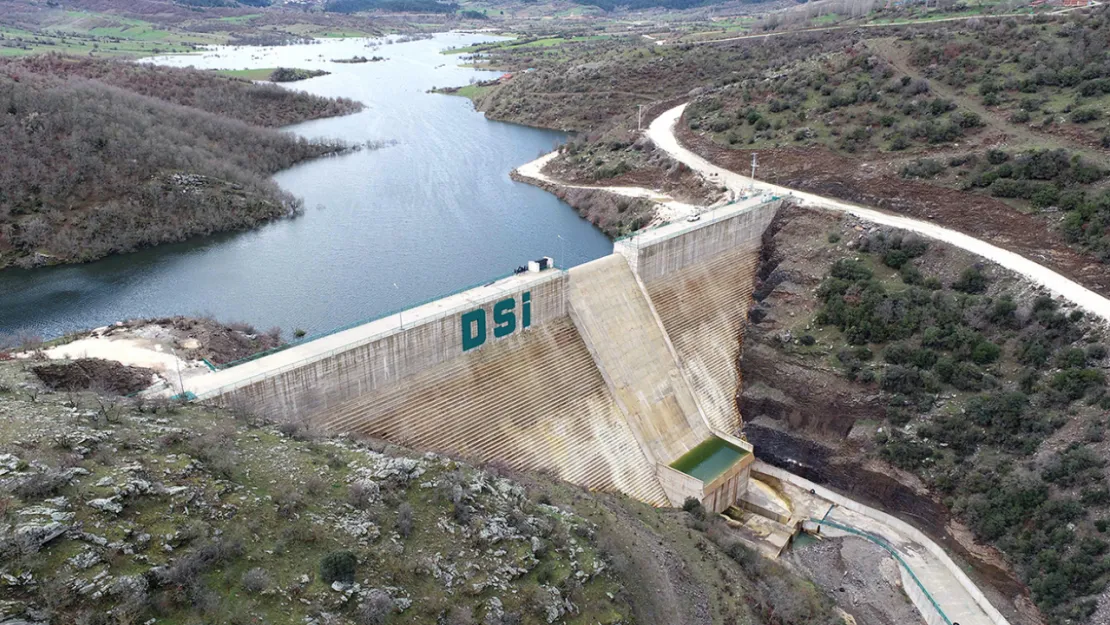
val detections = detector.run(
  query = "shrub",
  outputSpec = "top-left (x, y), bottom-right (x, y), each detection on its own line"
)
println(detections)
top-left (953, 266), bottom-right (988, 294)
top-left (883, 249), bottom-right (910, 269)
top-left (1056, 348), bottom-right (1088, 368)
top-left (881, 366), bottom-right (925, 395)
top-left (12, 471), bottom-right (69, 501)
top-left (971, 341), bottom-right (1001, 365)
top-left (397, 502), bottom-right (413, 538)
top-left (1081, 487), bottom-right (1110, 506)
top-left (884, 343), bottom-right (913, 365)
top-left (879, 431), bottom-right (934, 470)
top-left (1042, 444), bottom-right (1106, 487)
top-left (320, 550), bottom-right (357, 584)
top-left (901, 158), bottom-right (945, 179)
top-left (348, 481), bottom-right (378, 509)
top-left (949, 362), bottom-right (986, 391)
top-left (987, 149), bottom-right (1010, 165)
top-left (1049, 368), bottom-right (1105, 401)
top-left (900, 264), bottom-right (923, 285)
top-left (1087, 344), bottom-right (1107, 361)
top-left (241, 568), bottom-right (271, 594)
top-left (1071, 108), bottom-right (1102, 123)
top-left (830, 258), bottom-right (872, 281)
top-left (358, 589), bottom-right (395, 625)
top-left (682, 497), bottom-right (706, 520)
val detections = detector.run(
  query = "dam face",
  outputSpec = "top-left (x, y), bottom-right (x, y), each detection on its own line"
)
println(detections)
top-left (192, 197), bottom-right (781, 508)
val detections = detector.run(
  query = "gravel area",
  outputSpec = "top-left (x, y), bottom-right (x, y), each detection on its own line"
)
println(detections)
top-left (787, 536), bottom-right (925, 625)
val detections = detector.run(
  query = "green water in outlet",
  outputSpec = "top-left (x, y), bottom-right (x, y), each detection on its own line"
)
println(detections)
top-left (670, 436), bottom-right (748, 483)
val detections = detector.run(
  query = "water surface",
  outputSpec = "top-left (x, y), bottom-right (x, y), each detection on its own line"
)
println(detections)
top-left (0, 34), bottom-right (611, 338)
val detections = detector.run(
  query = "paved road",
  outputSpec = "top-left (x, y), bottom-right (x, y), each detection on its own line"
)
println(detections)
top-left (646, 103), bottom-right (1110, 323)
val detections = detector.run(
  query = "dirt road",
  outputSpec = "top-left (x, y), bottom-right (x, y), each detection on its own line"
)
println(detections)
top-left (515, 151), bottom-right (703, 225)
top-left (647, 103), bottom-right (1110, 323)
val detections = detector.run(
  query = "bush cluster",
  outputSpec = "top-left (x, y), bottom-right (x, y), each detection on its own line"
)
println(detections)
top-left (814, 237), bottom-right (1110, 621)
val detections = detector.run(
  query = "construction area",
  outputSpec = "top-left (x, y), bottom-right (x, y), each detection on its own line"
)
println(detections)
top-left (181, 194), bottom-right (1010, 625)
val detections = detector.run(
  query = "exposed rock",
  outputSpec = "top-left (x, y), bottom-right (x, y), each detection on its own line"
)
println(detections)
top-left (13, 522), bottom-right (67, 550)
top-left (87, 497), bottom-right (123, 514)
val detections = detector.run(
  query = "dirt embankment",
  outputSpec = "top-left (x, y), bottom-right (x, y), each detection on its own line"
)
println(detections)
top-left (9, 317), bottom-right (287, 397)
top-left (739, 204), bottom-right (1043, 625)
top-left (33, 359), bottom-right (154, 396)
top-left (679, 121), bottom-right (1110, 299)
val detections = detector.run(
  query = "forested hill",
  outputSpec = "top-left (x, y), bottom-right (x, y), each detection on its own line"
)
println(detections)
top-left (0, 57), bottom-right (363, 270)
top-left (6, 56), bottom-right (364, 127)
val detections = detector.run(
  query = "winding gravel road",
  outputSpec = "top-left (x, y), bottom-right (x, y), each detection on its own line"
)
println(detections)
top-left (647, 103), bottom-right (1110, 323)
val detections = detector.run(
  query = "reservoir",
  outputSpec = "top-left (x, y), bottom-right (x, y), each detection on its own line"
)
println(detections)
top-left (0, 33), bottom-right (611, 339)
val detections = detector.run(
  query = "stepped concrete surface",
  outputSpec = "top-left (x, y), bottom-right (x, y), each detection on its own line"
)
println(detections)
top-left (723, 505), bottom-right (796, 558)
top-left (321, 317), bottom-right (670, 505)
top-left (620, 200), bottom-right (780, 434)
top-left (566, 255), bottom-right (711, 467)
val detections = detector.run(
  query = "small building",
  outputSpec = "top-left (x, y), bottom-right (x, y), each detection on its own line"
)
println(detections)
top-left (527, 257), bottom-right (553, 272)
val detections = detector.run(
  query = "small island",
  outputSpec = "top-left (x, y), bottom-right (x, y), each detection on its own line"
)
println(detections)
top-left (215, 67), bottom-right (330, 82)
top-left (331, 56), bottom-right (385, 64)
top-left (268, 67), bottom-right (331, 82)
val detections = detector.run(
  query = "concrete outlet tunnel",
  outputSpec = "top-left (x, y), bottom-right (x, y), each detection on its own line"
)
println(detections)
top-left (188, 196), bottom-right (783, 511)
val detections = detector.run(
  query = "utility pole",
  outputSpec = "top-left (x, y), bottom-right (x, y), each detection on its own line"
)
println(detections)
top-left (557, 234), bottom-right (565, 269)
top-left (637, 104), bottom-right (644, 131)
top-left (750, 153), bottom-right (758, 191)
top-left (394, 282), bottom-right (403, 328)
top-left (170, 346), bottom-right (185, 398)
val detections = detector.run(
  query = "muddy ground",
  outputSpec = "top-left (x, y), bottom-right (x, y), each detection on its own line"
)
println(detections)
top-left (679, 121), bottom-right (1110, 299)
top-left (739, 204), bottom-right (1046, 625)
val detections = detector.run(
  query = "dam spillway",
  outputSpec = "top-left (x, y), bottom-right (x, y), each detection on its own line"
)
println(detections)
top-left (188, 196), bottom-right (782, 509)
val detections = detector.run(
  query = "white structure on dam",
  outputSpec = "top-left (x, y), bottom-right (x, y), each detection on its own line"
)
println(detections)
top-left (189, 195), bottom-right (782, 512)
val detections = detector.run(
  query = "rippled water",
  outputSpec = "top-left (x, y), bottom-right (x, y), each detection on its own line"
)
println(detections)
top-left (0, 33), bottom-right (611, 338)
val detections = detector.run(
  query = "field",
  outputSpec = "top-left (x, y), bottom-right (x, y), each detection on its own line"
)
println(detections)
top-left (0, 1), bottom-right (383, 59)
top-left (214, 67), bottom-right (280, 81)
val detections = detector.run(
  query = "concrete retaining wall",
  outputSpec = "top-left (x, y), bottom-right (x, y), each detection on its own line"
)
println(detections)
top-left (616, 198), bottom-right (780, 283)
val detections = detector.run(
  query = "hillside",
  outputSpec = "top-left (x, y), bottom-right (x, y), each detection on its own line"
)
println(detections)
top-left (0, 57), bottom-right (363, 270)
top-left (455, 8), bottom-right (1110, 297)
top-left (0, 360), bottom-right (850, 625)
top-left (741, 204), bottom-right (1110, 625)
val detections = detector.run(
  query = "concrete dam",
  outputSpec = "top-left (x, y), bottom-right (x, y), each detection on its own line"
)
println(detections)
top-left (188, 196), bottom-right (782, 511)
